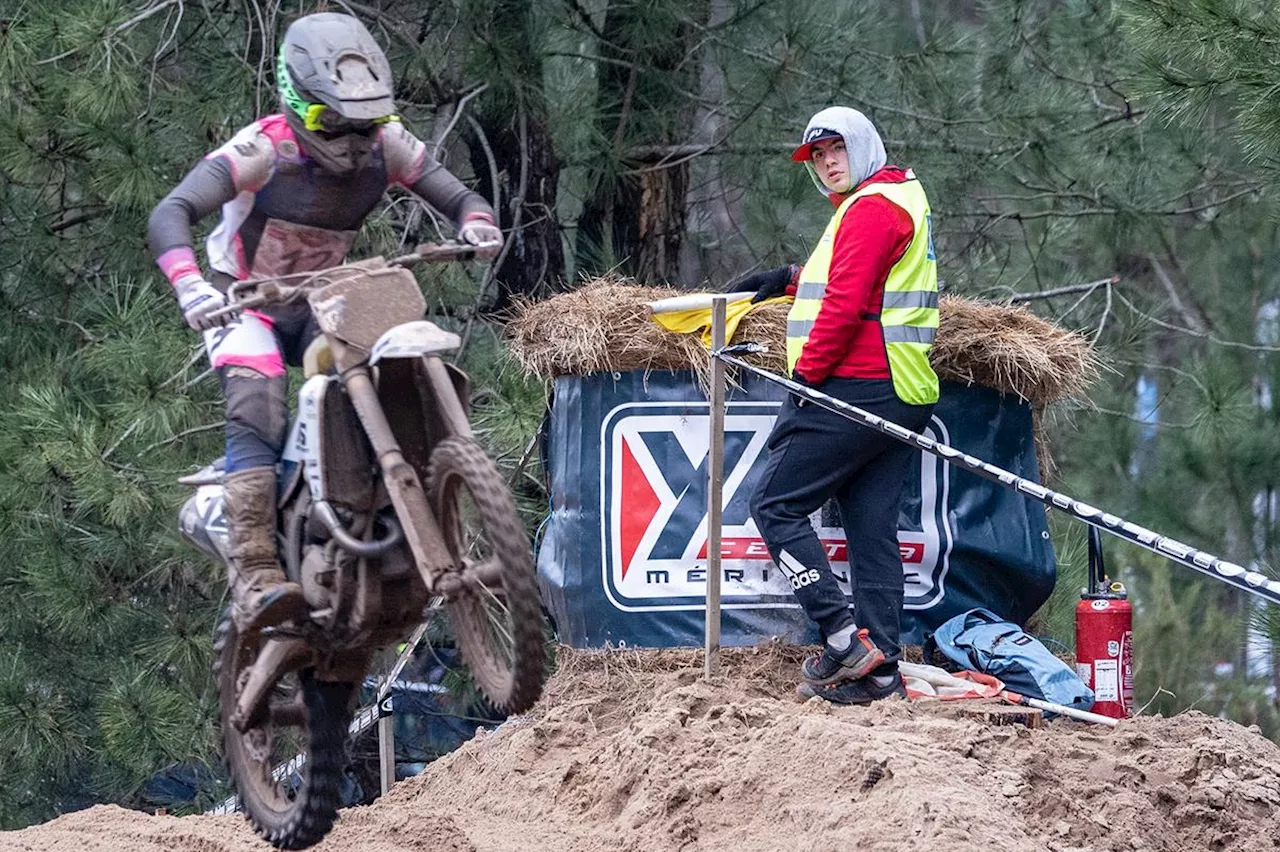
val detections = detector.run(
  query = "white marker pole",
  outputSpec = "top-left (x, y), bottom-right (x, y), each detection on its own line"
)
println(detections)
top-left (705, 297), bottom-right (727, 678)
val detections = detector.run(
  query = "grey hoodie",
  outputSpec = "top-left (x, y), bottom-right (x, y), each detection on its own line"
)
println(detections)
top-left (796, 106), bottom-right (887, 198)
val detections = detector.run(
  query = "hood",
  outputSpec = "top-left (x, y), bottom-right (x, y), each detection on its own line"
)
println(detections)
top-left (793, 106), bottom-right (886, 198)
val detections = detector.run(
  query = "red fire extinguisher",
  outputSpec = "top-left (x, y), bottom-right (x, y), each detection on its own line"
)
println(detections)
top-left (1075, 527), bottom-right (1134, 719)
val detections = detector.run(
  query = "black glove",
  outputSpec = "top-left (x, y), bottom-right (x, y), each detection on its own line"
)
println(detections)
top-left (729, 265), bottom-right (797, 303)
top-left (790, 371), bottom-right (816, 406)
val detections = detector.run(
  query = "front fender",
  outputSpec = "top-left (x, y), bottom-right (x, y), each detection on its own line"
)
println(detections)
top-left (369, 321), bottom-right (461, 365)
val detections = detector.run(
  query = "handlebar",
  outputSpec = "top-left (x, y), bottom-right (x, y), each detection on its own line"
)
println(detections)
top-left (204, 240), bottom-right (497, 323)
top-left (389, 240), bottom-right (494, 266)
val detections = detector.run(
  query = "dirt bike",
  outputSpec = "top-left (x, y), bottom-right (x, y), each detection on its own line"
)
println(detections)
top-left (177, 243), bottom-right (546, 849)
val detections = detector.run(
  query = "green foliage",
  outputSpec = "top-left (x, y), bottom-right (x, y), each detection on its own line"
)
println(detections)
top-left (1031, 513), bottom-right (1088, 646)
top-left (1121, 0), bottom-right (1280, 171)
top-left (0, 0), bottom-right (237, 826)
top-left (1127, 551), bottom-right (1279, 735)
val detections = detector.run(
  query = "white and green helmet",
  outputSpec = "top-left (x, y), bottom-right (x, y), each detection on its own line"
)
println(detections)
top-left (277, 13), bottom-right (397, 133)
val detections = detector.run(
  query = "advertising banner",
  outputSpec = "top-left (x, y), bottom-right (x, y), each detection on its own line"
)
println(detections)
top-left (537, 370), bottom-right (1055, 648)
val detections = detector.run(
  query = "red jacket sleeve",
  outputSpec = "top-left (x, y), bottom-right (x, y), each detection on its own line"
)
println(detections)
top-left (794, 195), bottom-right (915, 383)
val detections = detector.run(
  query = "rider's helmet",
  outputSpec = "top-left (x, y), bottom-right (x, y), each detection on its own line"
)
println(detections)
top-left (276, 13), bottom-right (398, 172)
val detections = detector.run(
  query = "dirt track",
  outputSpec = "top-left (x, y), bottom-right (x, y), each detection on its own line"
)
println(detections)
top-left (4, 646), bottom-right (1280, 852)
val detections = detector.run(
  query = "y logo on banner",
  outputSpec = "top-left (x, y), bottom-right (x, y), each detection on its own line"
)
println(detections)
top-left (626, 430), bottom-right (754, 567)
top-left (603, 404), bottom-right (781, 611)
top-left (601, 403), bottom-right (954, 613)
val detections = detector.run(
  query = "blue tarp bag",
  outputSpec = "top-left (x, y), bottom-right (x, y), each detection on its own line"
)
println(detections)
top-left (925, 607), bottom-right (1095, 712)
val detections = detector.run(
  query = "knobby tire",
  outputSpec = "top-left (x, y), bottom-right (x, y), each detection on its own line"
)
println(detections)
top-left (213, 616), bottom-right (353, 849)
top-left (426, 436), bottom-right (546, 714)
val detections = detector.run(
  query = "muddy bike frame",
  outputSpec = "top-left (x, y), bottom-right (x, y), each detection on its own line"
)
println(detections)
top-left (207, 242), bottom-right (491, 732)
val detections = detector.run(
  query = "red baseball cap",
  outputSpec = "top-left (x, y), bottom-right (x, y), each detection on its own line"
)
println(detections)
top-left (790, 125), bottom-right (843, 162)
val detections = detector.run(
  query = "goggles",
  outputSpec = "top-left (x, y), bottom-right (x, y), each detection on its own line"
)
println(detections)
top-left (301, 103), bottom-right (398, 134)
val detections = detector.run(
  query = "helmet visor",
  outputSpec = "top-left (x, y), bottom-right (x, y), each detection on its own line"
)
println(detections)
top-left (278, 50), bottom-right (396, 134)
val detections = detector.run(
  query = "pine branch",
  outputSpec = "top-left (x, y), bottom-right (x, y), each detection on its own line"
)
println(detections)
top-left (1007, 276), bottom-right (1122, 302)
top-left (138, 422), bottom-right (225, 456)
top-left (432, 83), bottom-right (489, 157)
top-left (1115, 290), bottom-right (1280, 353)
top-left (37, 0), bottom-right (183, 65)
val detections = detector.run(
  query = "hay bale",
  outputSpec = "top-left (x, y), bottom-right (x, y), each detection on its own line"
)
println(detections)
top-left (507, 279), bottom-right (1100, 405)
top-left (933, 295), bottom-right (1099, 406)
top-left (506, 276), bottom-right (704, 379)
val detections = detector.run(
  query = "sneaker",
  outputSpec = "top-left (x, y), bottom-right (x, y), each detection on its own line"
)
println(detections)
top-left (800, 628), bottom-right (886, 686)
top-left (796, 673), bottom-right (907, 705)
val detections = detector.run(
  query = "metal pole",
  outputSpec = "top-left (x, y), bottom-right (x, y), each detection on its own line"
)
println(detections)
top-left (1002, 691), bottom-right (1119, 727)
top-left (705, 297), bottom-right (727, 678)
top-left (716, 348), bottom-right (1280, 607)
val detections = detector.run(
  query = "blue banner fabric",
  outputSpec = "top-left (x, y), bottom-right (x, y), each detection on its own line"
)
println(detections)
top-left (536, 370), bottom-right (1055, 648)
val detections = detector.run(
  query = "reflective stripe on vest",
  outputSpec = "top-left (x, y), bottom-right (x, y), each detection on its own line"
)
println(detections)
top-left (786, 171), bottom-right (940, 406)
top-left (883, 325), bottom-right (936, 345)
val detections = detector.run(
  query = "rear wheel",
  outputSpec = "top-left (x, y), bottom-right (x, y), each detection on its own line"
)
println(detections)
top-left (213, 617), bottom-right (353, 849)
top-left (426, 437), bottom-right (546, 713)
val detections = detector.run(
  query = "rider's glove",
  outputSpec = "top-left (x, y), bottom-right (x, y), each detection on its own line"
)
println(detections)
top-left (174, 274), bottom-right (230, 331)
top-left (458, 214), bottom-right (503, 262)
top-left (731, 265), bottom-right (800, 303)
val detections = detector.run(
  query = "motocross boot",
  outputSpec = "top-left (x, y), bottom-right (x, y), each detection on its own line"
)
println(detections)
top-left (223, 466), bottom-right (307, 632)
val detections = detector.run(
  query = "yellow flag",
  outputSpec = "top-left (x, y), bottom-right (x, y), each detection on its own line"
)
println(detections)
top-left (650, 294), bottom-right (791, 347)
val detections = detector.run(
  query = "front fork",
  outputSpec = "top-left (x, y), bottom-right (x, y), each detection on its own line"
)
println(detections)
top-left (341, 360), bottom-right (463, 596)
top-left (232, 356), bottom-right (465, 732)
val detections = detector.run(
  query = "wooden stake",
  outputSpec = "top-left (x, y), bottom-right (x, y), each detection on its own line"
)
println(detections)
top-left (375, 623), bottom-right (429, 797)
top-left (378, 695), bottom-right (395, 795)
top-left (705, 297), bottom-right (727, 679)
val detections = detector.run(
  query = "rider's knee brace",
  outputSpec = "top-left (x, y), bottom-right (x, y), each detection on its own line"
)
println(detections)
top-left (222, 366), bottom-right (288, 472)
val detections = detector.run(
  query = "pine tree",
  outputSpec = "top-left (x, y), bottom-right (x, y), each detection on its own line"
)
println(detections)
top-left (571, 0), bottom-right (708, 282)
top-left (0, 1), bottom-right (235, 822)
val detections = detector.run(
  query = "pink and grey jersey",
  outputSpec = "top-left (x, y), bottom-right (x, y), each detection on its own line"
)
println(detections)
top-left (148, 114), bottom-right (493, 284)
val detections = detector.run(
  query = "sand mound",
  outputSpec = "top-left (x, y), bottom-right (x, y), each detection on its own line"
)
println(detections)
top-left (387, 647), bottom-right (1280, 852)
top-left (0, 805), bottom-right (474, 852)
top-left (4, 646), bottom-right (1280, 852)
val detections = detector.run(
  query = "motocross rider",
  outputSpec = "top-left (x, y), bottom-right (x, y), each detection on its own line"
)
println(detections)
top-left (147, 12), bottom-right (502, 632)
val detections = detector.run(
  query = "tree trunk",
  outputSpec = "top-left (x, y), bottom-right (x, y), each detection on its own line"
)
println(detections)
top-left (576, 2), bottom-right (702, 284)
top-left (464, 0), bottom-right (565, 313)
top-left (471, 106), bottom-right (565, 312)
top-left (679, 0), bottom-right (749, 287)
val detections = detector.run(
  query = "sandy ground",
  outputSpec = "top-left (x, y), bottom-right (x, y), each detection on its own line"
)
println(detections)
top-left (4, 645), bottom-right (1279, 852)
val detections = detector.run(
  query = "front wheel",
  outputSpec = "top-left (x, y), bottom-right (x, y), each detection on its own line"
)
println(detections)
top-left (213, 617), bottom-right (353, 849)
top-left (426, 437), bottom-right (546, 714)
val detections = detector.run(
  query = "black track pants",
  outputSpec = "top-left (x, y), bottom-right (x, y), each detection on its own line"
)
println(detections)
top-left (749, 378), bottom-right (934, 664)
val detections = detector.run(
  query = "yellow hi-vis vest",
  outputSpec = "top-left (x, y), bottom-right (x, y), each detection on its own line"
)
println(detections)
top-left (786, 171), bottom-right (940, 406)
